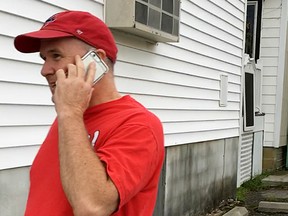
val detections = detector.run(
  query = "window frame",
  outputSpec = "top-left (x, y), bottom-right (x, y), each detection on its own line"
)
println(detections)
top-left (245, 0), bottom-right (262, 60)
top-left (243, 60), bottom-right (256, 131)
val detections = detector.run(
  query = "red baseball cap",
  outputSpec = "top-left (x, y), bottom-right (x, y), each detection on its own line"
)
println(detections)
top-left (14, 10), bottom-right (118, 63)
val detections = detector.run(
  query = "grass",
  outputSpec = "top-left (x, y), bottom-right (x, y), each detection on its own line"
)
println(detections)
top-left (236, 172), bottom-right (272, 202)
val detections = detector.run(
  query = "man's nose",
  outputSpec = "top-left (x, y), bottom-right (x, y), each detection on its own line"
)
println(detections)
top-left (41, 62), bottom-right (55, 77)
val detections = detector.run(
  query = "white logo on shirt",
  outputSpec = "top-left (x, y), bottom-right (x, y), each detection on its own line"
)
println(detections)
top-left (91, 130), bottom-right (100, 147)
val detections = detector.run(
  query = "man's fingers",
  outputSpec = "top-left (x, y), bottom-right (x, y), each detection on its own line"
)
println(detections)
top-left (67, 63), bottom-right (77, 78)
top-left (86, 61), bottom-right (96, 84)
top-left (75, 55), bottom-right (85, 78)
top-left (60, 55), bottom-right (95, 84)
top-left (56, 69), bottom-right (66, 81)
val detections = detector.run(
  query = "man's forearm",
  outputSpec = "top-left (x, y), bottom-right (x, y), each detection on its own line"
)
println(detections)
top-left (57, 113), bottom-right (119, 216)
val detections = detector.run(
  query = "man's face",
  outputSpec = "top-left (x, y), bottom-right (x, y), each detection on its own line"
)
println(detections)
top-left (39, 37), bottom-right (88, 96)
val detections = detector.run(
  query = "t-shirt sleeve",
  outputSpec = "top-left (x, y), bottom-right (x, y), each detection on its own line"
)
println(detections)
top-left (95, 123), bottom-right (159, 209)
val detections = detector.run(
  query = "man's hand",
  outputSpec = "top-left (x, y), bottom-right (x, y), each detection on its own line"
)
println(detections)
top-left (53, 55), bottom-right (96, 117)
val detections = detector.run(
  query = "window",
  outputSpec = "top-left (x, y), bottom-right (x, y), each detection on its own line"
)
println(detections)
top-left (243, 1), bottom-right (263, 131)
top-left (135, 0), bottom-right (180, 36)
top-left (105, 0), bottom-right (180, 42)
top-left (243, 56), bottom-right (256, 131)
top-left (245, 0), bottom-right (262, 60)
top-left (244, 72), bottom-right (255, 130)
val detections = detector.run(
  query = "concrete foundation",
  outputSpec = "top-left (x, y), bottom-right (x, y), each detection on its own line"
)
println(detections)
top-left (263, 146), bottom-right (286, 171)
top-left (154, 137), bottom-right (239, 216)
top-left (0, 166), bottom-right (30, 216)
top-left (2, 138), bottom-right (238, 216)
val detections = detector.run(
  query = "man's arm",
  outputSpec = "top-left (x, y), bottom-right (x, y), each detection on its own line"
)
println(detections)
top-left (55, 56), bottom-right (119, 216)
top-left (58, 113), bottom-right (119, 216)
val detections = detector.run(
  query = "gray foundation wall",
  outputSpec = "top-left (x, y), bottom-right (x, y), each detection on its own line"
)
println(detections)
top-left (154, 137), bottom-right (239, 216)
top-left (1, 137), bottom-right (238, 216)
top-left (0, 167), bottom-right (30, 216)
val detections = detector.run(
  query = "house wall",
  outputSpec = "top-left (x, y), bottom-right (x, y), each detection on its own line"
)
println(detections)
top-left (260, 0), bottom-right (288, 169)
top-left (261, 0), bottom-right (288, 148)
top-left (0, 138), bottom-right (239, 216)
top-left (0, 0), bottom-right (245, 170)
top-left (113, 0), bottom-right (244, 147)
top-left (0, 0), bottom-right (246, 215)
top-left (260, 0), bottom-right (281, 148)
top-left (276, 0), bottom-right (288, 149)
top-left (159, 137), bottom-right (238, 216)
top-left (0, 167), bottom-right (30, 216)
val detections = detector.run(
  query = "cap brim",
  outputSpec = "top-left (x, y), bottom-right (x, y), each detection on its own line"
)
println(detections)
top-left (14, 30), bottom-right (72, 53)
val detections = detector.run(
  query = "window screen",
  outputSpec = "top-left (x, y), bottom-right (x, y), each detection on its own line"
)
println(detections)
top-left (244, 72), bottom-right (255, 129)
top-left (135, 0), bottom-right (180, 36)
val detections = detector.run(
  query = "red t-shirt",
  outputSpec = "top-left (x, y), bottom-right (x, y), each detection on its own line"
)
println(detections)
top-left (24, 95), bottom-right (165, 216)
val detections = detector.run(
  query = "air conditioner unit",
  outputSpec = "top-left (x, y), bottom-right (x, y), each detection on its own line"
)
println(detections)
top-left (105, 0), bottom-right (180, 42)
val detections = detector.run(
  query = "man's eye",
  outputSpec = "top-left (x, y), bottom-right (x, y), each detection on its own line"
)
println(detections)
top-left (52, 54), bottom-right (61, 59)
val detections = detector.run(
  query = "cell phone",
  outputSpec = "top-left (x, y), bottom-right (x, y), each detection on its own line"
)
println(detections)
top-left (81, 50), bottom-right (108, 84)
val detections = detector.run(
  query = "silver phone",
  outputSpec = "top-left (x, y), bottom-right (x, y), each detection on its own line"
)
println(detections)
top-left (82, 50), bottom-right (108, 84)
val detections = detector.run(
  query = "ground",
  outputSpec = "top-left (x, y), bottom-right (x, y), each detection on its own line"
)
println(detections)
top-left (205, 169), bottom-right (288, 216)
top-left (242, 188), bottom-right (288, 216)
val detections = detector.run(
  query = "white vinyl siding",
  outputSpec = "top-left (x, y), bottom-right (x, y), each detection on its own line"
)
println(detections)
top-left (0, 0), bottom-right (104, 170)
top-left (260, 0), bottom-right (287, 148)
top-left (0, 0), bottom-right (245, 169)
top-left (116, 0), bottom-right (244, 146)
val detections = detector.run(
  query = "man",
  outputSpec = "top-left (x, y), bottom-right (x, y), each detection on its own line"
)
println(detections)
top-left (14, 10), bottom-right (165, 216)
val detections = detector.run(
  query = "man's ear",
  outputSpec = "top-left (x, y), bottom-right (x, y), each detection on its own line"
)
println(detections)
top-left (96, 49), bottom-right (106, 60)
